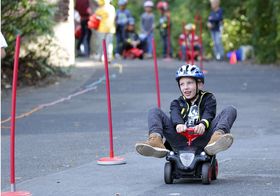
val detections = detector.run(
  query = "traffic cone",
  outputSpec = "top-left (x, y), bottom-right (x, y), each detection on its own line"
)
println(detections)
top-left (229, 51), bottom-right (237, 64)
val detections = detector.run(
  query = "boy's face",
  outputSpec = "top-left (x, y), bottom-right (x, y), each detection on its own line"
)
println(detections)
top-left (210, 0), bottom-right (220, 10)
top-left (179, 77), bottom-right (197, 99)
top-left (127, 24), bottom-right (134, 31)
top-left (120, 5), bottom-right (126, 10)
top-left (144, 7), bottom-right (152, 13)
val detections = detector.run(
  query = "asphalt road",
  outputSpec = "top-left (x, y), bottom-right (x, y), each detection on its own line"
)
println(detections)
top-left (1, 58), bottom-right (280, 195)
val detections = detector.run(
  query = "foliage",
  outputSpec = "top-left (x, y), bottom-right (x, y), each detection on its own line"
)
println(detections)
top-left (245, 0), bottom-right (280, 63)
top-left (115, 0), bottom-right (279, 64)
top-left (1, 0), bottom-right (68, 88)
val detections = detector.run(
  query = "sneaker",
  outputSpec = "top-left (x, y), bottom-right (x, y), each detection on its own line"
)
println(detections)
top-left (144, 53), bottom-right (153, 59)
top-left (135, 133), bottom-right (169, 158)
top-left (204, 131), bottom-right (234, 155)
top-left (115, 53), bottom-right (121, 59)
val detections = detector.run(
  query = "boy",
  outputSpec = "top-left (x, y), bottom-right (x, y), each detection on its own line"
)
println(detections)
top-left (140, 0), bottom-right (155, 58)
top-left (94, 0), bottom-right (116, 62)
top-left (123, 17), bottom-right (144, 59)
top-left (135, 64), bottom-right (237, 157)
top-left (115, 0), bottom-right (131, 58)
top-left (157, 1), bottom-right (172, 58)
top-left (179, 24), bottom-right (201, 61)
top-left (207, 0), bottom-right (224, 60)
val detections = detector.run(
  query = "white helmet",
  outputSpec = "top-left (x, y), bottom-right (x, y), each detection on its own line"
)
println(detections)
top-left (144, 1), bottom-right (154, 7)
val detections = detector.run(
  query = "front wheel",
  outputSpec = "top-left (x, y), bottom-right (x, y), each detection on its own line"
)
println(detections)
top-left (202, 162), bottom-right (212, 185)
top-left (164, 162), bottom-right (173, 184)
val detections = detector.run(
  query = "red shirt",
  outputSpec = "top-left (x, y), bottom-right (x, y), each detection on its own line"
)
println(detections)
top-left (75, 0), bottom-right (90, 19)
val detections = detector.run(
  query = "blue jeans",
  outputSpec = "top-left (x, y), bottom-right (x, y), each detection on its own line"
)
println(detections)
top-left (210, 30), bottom-right (224, 60)
top-left (145, 32), bottom-right (153, 55)
top-left (115, 25), bottom-right (126, 55)
top-left (147, 106), bottom-right (237, 151)
top-left (161, 35), bottom-right (172, 58)
top-left (77, 19), bottom-right (92, 56)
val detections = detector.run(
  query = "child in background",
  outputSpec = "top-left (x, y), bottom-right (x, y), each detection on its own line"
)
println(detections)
top-left (178, 24), bottom-right (201, 61)
top-left (207, 0), bottom-right (224, 60)
top-left (140, 0), bottom-right (155, 58)
top-left (115, 0), bottom-right (131, 59)
top-left (122, 17), bottom-right (144, 59)
top-left (157, 1), bottom-right (172, 58)
top-left (94, 0), bottom-right (116, 62)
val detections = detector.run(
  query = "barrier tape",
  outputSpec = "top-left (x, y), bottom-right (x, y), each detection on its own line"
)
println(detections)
top-left (1, 74), bottom-right (117, 129)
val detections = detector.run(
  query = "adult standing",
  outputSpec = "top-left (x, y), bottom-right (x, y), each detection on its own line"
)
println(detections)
top-left (207, 0), bottom-right (224, 61)
top-left (75, 0), bottom-right (93, 57)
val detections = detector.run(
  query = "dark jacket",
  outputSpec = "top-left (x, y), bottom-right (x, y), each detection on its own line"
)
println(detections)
top-left (208, 8), bottom-right (223, 32)
top-left (170, 90), bottom-right (216, 130)
top-left (123, 30), bottom-right (140, 49)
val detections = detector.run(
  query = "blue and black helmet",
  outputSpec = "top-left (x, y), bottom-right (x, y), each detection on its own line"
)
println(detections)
top-left (175, 64), bottom-right (204, 83)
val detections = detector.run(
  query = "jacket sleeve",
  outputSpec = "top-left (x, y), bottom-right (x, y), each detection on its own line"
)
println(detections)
top-left (170, 99), bottom-right (185, 127)
top-left (199, 94), bottom-right (217, 129)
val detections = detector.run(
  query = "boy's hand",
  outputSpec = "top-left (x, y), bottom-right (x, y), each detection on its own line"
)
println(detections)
top-left (194, 123), bottom-right (206, 135)
top-left (176, 124), bottom-right (187, 133)
top-left (207, 22), bottom-right (212, 29)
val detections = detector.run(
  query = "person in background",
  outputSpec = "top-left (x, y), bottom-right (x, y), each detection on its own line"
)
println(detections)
top-left (140, 0), bottom-right (155, 59)
top-left (157, 1), bottom-right (172, 58)
top-left (94, 0), bottom-right (116, 62)
top-left (122, 17), bottom-right (144, 59)
top-left (207, 0), bottom-right (224, 61)
top-left (178, 24), bottom-right (201, 61)
top-left (75, 0), bottom-right (93, 57)
top-left (1, 32), bottom-right (8, 59)
top-left (115, 0), bottom-right (131, 59)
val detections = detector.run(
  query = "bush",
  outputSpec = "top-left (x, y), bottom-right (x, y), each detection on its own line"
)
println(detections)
top-left (1, 0), bottom-right (69, 88)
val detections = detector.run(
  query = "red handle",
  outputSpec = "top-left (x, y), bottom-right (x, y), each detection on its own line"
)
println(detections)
top-left (180, 127), bottom-right (202, 146)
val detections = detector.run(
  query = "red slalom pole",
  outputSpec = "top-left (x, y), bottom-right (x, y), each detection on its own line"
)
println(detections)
top-left (191, 29), bottom-right (195, 65)
top-left (152, 37), bottom-right (161, 109)
top-left (167, 11), bottom-right (171, 59)
top-left (2, 36), bottom-right (31, 195)
top-left (97, 39), bottom-right (126, 165)
top-left (182, 23), bottom-right (190, 64)
top-left (195, 13), bottom-right (206, 73)
top-left (10, 35), bottom-right (21, 192)
top-left (103, 39), bottom-right (114, 159)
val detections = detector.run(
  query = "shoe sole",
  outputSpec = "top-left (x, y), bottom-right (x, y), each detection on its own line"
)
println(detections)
top-left (135, 143), bottom-right (169, 158)
top-left (204, 134), bottom-right (234, 155)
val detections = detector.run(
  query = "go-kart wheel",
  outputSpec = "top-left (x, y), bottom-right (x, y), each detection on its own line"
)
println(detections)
top-left (202, 162), bottom-right (212, 184)
top-left (164, 162), bottom-right (173, 184)
top-left (211, 159), bottom-right (218, 180)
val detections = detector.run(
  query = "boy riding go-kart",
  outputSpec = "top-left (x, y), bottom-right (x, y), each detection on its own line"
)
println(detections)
top-left (135, 64), bottom-right (237, 184)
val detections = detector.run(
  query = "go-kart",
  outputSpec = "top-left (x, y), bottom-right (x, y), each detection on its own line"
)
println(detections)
top-left (164, 128), bottom-right (218, 185)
